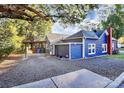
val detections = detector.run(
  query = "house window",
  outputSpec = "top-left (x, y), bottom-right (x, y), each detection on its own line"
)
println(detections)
top-left (88, 44), bottom-right (96, 55)
top-left (102, 44), bottom-right (107, 53)
top-left (112, 43), bottom-right (114, 51)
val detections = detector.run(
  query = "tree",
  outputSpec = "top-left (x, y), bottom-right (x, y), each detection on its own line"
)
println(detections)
top-left (102, 5), bottom-right (124, 39)
top-left (0, 4), bottom-right (98, 24)
top-left (0, 4), bottom-right (99, 57)
top-left (0, 21), bottom-right (14, 58)
top-left (0, 4), bottom-right (49, 21)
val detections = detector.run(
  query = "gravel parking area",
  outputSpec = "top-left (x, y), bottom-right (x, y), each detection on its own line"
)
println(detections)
top-left (71, 57), bottom-right (124, 80)
top-left (0, 54), bottom-right (124, 87)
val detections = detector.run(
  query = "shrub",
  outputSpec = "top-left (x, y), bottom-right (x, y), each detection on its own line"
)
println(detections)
top-left (0, 46), bottom-right (14, 58)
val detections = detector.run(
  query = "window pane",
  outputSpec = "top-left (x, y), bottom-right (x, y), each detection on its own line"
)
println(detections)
top-left (92, 49), bottom-right (95, 53)
top-left (88, 49), bottom-right (91, 53)
top-left (88, 45), bottom-right (91, 48)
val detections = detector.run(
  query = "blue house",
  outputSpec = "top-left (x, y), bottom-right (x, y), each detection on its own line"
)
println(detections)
top-left (53, 28), bottom-right (118, 60)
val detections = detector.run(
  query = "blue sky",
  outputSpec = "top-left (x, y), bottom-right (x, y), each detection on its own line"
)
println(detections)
top-left (52, 9), bottom-right (97, 35)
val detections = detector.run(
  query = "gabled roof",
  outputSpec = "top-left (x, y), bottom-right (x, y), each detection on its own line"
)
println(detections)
top-left (94, 30), bottom-right (109, 39)
top-left (65, 30), bottom-right (98, 40)
top-left (112, 37), bottom-right (117, 41)
top-left (46, 33), bottom-right (69, 43)
top-left (95, 30), bottom-right (105, 38)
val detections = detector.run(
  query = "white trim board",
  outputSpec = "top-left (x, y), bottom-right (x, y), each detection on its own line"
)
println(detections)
top-left (82, 37), bottom-right (85, 58)
top-left (69, 43), bottom-right (71, 60)
top-left (54, 42), bottom-right (83, 45)
top-left (102, 43), bottom-right (107, 53)
top-left (65, 37), bottom-right (98, 40)
top-left (99, 30), bottom-right (109, 39)
top-left (88, 43), bottom-right (96, 55)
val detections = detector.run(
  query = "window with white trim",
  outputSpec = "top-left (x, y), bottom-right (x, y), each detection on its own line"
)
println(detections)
top-left (112, 43), bottom-right (114, 51)
top-left (102, 44), bottom-right (107, 53)
top-left (88, 44), bottom-right (96, 55)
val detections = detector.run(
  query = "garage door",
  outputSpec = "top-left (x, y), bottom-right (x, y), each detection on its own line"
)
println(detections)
top-left (71, 44), bottom-right (82, 59)
top-left (55, 45), bottom-right (69, 57)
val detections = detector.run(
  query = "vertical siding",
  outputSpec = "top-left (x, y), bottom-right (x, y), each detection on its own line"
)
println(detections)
top-left (71, 44), bottom-right (82, 59)
top-left (85, 33), bottom-right (108, 58)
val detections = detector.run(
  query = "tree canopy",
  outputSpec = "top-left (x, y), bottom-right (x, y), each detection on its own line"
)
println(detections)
top-left (0, 4), bottom-right (98, 24)
top-left (102, 4), bottom-right (124, 39)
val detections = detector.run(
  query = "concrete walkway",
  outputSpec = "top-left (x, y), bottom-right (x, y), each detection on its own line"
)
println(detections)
top-left (13, 69), bottom-right (112, 88)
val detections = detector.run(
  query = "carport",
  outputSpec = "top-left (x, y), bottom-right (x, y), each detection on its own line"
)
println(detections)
top-left (54, 42), bottom-right (83, 60)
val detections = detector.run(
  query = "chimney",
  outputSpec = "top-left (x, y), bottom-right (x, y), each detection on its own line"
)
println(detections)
top-left (107, 27), bottom-right (112, 55)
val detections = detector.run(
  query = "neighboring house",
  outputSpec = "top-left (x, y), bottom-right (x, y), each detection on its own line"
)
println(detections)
top-left (22, 33), bottom-right (68, 54)
top-left (45, 33), bottom-right (69, 55)
top-left (53, 27), bottom-right (118, 60)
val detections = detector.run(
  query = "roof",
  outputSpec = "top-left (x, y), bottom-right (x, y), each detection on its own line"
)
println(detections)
top-left (46, 33), bottom-right (69, 43)
top-left (23, 40), bottom-right (46, 44)
top-left (95, 30), bottom-right (105, 38)
top-left (22, 35), bottom-right (45, 43)
top-left (112, 37), bottom-right (117, 41)
top-left (65, 30), bottom-right (98, 40)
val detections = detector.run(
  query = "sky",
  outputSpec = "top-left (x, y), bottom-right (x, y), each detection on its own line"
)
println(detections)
top-left (52, 8), bottom-right (97, 35)
top-left (52, 5), bottom-right (114, 35)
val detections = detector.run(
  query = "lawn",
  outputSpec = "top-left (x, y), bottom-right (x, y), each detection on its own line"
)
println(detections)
top-left (105, 54), bottom-right (124, 60)
top-left (119, 48), bottom-right (124, 51)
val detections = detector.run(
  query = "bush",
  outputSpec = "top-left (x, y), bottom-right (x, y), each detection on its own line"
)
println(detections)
top-left (12, 48), bottom-right (25, 54)
top-left (0, 46), bottom-right (14, 58)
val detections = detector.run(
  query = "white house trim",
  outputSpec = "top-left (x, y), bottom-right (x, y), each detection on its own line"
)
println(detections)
top-left (69, 43), bottom-right (71, 60)
top-left (88, 43), bottom-right (96, 55)
top-left (99, 30), bottom-right (109, 39)
top-left (102, 43), bottom-right (107, 53)
top-left (54, 42), bottom-right (82, 45)
top-left (82, 37), bottom-right (85, 58)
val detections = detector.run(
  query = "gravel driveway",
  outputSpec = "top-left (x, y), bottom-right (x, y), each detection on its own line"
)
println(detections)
top-left (0, 54), bottom-right (124, 88)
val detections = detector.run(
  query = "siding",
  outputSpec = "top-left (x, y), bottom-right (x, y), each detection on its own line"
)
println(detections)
top-left (85, 33), bottom-right (108, 58)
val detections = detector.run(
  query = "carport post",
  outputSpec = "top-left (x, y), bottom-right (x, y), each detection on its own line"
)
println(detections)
top-left (24, 43), bottom-right (27, 58)
top-left (69, 43), bottom-right (71, 60)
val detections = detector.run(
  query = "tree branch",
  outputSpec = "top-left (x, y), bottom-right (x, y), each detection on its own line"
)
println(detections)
top-left (0, 13), bottom-right (33, 21)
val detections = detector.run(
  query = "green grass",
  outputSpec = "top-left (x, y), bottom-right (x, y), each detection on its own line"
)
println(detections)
top-left (119, 48), bottom-right (124, 51)
top-left (105, 54), bottom-right (124, 60)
